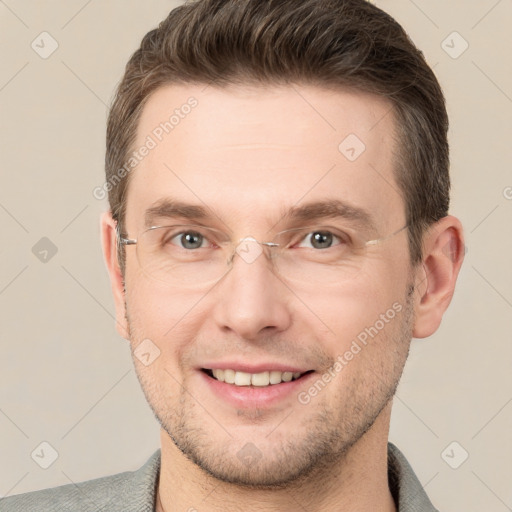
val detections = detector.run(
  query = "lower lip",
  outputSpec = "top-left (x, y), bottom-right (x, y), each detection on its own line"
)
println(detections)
top-left (199, 370), bottom-right (315, 409)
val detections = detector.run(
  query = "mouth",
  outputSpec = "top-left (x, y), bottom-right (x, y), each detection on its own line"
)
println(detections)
top-left (201, 368), bottom-right (314, 387)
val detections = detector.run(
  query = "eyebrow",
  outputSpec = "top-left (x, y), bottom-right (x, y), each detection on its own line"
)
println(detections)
top-left (280, 200), bottom-right (376, 232)
top-left (144, 200), bottom-right (213, 228)
top-left (144, 198), bottom-right (376, 233)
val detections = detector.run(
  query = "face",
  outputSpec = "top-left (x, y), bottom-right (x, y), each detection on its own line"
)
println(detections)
top-left (120, 83), bottom-right (416, 486)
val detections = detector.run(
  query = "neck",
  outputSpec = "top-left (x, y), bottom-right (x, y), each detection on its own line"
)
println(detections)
top-left (156, 404), bottom-right (397, 512)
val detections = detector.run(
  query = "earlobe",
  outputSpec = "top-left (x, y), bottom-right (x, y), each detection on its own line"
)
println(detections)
top-left (100, 211), bottom-right (130, 340)
top-left (412, 215), bottom-right (465, 339)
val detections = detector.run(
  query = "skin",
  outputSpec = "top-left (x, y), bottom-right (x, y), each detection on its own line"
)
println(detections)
top-left (101, 83), bottom-right (464, 511)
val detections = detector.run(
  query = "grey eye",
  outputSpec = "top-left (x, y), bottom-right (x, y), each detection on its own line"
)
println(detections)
top-left (298, 230), bottom-right (344, 250)
top-left (309, 231), bottom-right (333, 249)
top-left (171, 231), bottom-right (206, 250)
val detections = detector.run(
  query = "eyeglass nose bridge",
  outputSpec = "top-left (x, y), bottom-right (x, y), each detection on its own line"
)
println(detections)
top-left (227, 236), bottom-right (280, 266)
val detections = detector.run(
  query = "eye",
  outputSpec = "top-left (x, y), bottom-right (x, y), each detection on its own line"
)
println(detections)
top-left (168, 230), bottom-right (210, 250)
top-left (296, 229), bottom-right (347, 250)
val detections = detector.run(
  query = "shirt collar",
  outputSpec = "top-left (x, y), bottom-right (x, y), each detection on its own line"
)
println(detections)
top-left (388, 442), bottom-right (439, 511)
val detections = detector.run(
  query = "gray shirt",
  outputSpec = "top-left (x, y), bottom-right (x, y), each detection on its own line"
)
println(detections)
top-left (0, 443), bottom-right (439, 511)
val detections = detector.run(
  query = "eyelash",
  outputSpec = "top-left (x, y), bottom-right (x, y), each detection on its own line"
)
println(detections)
top-left (166, 229), bottom-right (349, 250)
top-left (296, 231), bottom-right (346, 249)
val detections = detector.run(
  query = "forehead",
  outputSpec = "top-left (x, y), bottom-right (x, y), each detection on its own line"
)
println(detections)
top-left (124, 83), bottom-right (404, 233)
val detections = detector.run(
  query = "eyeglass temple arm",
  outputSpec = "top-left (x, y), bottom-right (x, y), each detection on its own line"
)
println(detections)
top-left (365, 224), bottom-right (408, 246)
top-left (119, 238), bottom-right (137, 245)
top-left (115, 223), bottom-right (137, 246)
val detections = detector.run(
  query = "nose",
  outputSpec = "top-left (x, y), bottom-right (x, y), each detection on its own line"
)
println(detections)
top-left (211, 238), bottom-right (292, 341)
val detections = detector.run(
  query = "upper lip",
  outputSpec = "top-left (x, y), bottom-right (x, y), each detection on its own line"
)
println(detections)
top-left (200, 362), bottom-right (312, 373)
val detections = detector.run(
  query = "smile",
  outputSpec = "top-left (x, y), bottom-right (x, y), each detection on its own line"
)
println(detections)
top-left (202, 368), bottom-right (313, 387)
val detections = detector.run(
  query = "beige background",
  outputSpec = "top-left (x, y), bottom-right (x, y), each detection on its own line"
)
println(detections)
top-left (0, 1), bottom-right (511, 510)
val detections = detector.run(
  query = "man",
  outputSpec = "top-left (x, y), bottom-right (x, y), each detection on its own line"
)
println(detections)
top-left (1, 0), bottom-right (464, 510)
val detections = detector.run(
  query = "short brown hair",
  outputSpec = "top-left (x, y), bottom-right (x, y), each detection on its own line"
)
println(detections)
top-left (106, 0), bottom-right (450, 273)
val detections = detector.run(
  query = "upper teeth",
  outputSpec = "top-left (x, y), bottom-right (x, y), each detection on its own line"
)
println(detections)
top-left (211, 369), bottom-right (303, 386)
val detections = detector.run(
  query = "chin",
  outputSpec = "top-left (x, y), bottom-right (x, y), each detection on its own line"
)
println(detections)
top-left (157, 401), bottom-right (369, 489)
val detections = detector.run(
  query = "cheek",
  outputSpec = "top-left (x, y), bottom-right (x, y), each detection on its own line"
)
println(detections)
top-left (124, 276), bottom-right (209, 374)
top-left (124, 270), bottom-right (194, 335)
top-left (308, 270), bottom-right (405, 347)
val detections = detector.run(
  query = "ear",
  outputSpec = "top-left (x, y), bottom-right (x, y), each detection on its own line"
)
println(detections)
top-left (100, 211), bottom-right (130, 340)
top-left (412, 215), bottom-right (465, 338)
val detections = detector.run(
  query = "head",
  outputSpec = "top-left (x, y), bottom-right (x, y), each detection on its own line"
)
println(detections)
top-left (101, 0), bottom-right (464, 489)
